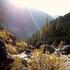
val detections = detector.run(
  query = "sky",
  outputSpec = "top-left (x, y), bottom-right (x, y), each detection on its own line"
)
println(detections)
top-left (4, 0), bottom-right (70, 17)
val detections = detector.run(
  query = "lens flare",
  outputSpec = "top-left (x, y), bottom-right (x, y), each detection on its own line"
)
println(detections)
top-left (27, 8), bottom-right (42, 36)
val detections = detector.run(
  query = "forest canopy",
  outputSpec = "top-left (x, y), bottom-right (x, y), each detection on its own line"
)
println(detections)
top-left (27, 13), bottom-right (70, 45)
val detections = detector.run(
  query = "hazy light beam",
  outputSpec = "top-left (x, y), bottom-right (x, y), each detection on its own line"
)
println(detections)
top-left (27, 8), bottom-right (42, 36)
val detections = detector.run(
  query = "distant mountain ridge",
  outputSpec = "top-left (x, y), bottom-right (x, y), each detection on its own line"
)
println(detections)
top-left (29, 9), bottom-right (52, 28)
top-left (5, 8), bottom-right (53, 39)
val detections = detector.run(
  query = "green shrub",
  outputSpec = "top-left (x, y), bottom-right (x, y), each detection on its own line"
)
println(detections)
top-left (6, 44), bottom-right (17, 55)
top-left (16, 40), bottom-right (28, 53)
top-left (10, 57), bottom-right (24, 70)
top-left (28, 49), bottom-right (64, 70)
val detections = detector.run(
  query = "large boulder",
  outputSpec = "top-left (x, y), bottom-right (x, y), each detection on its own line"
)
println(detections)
top-left (0, 40), bottom-right (14, 70)
top-left (0, 40), bottom-right (7, 62)
top-left (61, 45), bottom-right (70, 55)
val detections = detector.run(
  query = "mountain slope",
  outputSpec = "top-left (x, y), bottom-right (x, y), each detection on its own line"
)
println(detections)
top-left (5, 8), bottom-right (53, 39)
top-left (29, 9), bottom-right (52, 28)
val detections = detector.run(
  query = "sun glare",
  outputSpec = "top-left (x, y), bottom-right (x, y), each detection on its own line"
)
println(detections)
top-left (8, 0), bottom-right (29, 8)
top-left (7, 0), bottom-right (70, 16)
top-left (7, 0), bottom-right (43, 10)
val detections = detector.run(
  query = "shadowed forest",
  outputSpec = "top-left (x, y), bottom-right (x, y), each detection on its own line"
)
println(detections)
top-left (27, 13), bottom-right (70, 45)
